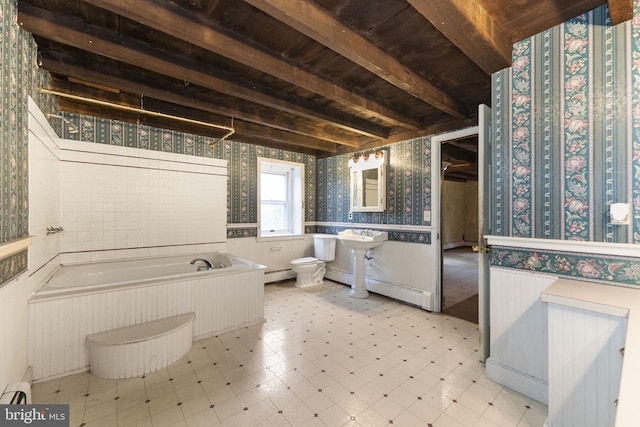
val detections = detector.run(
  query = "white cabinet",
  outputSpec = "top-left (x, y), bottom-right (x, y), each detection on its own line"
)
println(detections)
top-left (546, 302), bottom-right (626, 427)
top-left (542, 279), bottom-right (637, 427)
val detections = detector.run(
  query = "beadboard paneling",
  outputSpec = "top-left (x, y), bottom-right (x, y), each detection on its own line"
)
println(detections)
top-left (547, 303), bottom-right (626, 427)
top-left (29, 268), bottom-right (264, 381)
top-left (486, 268), bottom-right (556, 404)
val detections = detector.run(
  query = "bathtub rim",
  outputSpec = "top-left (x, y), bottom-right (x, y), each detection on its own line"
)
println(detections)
top-left (30, 252), bottom-right (266, 303)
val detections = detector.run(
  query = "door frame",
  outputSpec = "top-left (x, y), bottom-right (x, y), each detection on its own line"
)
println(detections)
top-left (430, 126), bottom-right (478, 314)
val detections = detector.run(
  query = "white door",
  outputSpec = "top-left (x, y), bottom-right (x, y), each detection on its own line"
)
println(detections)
top-left (476, 104), bottom-right (492, 362)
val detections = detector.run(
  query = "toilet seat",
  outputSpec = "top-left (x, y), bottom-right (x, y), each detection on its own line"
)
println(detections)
top-left (290, 257), bottom-right (319, 267)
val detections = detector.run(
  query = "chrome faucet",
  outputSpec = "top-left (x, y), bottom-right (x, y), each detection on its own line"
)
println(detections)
top-left (190, 258), bottom-right (213, 271)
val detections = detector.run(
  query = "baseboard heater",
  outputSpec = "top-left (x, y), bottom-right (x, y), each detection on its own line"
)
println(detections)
top-left (0, 382), bottom-right (31, 404)
top-left (264, 268), bottom-right (295, 283)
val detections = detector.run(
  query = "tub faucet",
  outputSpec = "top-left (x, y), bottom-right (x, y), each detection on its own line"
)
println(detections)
top-left (190, 258), bottom-right (212, 271)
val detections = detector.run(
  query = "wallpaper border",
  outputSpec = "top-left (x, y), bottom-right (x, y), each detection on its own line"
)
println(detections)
top-left (490, 245), bottom-right (640, 287)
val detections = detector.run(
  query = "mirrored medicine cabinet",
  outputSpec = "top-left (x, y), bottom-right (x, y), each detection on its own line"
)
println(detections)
top-left (349, 151), bottom-right (386, 212)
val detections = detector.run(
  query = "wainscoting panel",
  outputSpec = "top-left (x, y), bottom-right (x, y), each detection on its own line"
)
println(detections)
top-left (486, 268), bottom-right (556, 404)
top-left (226, 234), bottom-right (314, 282)
top-left (327, 240), bottom-right (435, 310)
top-left (0, 274), bottom-right (30, 387)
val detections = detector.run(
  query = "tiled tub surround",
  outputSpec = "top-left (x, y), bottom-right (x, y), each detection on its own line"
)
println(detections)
top-left (28, 255), bottom-right (266, 381)
top-left (25, 100), bottom-right (267, 382)
top-left (28, 97), bottom-right (66, 294)
top-left (485, 236), bottom-right (640, 406)
top-left (28, 97), bottom-right (228, 275)
top-left (57, 139), bottom-right (227, 263)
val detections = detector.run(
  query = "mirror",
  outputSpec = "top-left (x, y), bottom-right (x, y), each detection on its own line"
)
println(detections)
top-left (349, 151), bottom-right (386, 212)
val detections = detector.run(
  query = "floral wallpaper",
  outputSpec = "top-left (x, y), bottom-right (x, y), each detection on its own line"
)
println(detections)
top-left (492, 3), bottom-right (640, 244)
top-left (491, 2), bottom-right (640, 288)
top-left (510, 39), bottom-right (535, 238)
top-left (561, 16), bottom-right (594, 241)
top-left (315, 137), bottom-right (432, 243)
top-left (632, 7), bottom-right (640, 244)
top-left (491, 247), bottom-right (640, 288)
top-left (0, 0), bottom-right (56, 286)
top-left (216, 140), bottom-right (316, 237)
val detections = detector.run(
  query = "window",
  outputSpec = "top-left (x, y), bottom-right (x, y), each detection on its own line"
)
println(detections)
top-left (258, 158), bottom-right (304, 238)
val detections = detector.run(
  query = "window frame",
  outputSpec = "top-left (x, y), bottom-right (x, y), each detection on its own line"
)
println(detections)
top-left (257, 157), bottom-right (305, 240)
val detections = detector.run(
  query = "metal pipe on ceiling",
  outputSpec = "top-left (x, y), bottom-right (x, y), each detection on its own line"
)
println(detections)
top-left (40, 88), bottom-right (235, 143)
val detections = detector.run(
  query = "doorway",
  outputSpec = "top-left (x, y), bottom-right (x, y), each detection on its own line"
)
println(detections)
top-left (440, 138), bottom-right (479, 324)
top-left (430, 105), bottom-right (491, 361)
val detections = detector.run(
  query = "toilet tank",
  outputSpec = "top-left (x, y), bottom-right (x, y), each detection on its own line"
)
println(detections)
top-left (313, 234), bottom-right (336, 261)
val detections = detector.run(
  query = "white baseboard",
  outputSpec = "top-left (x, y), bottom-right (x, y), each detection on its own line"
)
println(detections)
top-left (325, 268), bottom-right (433, 311)
top-left (486, 357), bottom-right (548, 405)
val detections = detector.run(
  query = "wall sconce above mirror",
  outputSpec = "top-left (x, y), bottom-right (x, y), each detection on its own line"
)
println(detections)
top-left (349, 150), bottom-right (386, 212)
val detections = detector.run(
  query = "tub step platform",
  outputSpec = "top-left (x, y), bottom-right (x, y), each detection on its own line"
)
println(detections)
top-left (87, 312), bottom-right (195, 379)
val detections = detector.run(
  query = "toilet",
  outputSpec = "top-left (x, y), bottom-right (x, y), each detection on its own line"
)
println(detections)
top-left (290, 234), bottom-right (336, 287)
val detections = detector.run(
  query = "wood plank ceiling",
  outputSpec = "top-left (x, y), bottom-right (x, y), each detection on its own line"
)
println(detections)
top-left (18, 0), bottom-right (631, 157)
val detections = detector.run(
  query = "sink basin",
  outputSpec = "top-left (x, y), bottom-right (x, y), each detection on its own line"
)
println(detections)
top-left (337, 229), bottom-right (388, 250)
top-left (337, 229), bottom-right (388, 299)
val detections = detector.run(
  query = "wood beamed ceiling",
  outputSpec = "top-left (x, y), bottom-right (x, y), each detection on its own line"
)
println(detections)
top-left (19, 0), bottom-right (632, 157)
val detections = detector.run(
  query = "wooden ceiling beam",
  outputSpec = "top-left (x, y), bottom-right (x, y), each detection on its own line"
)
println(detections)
top-left (42, 54), bottom-right (361, 147)
top-left (81, 0), bottom-right (423, 130)
top-left (244, 0), bottom-right (470, 120)
top-left (19, 3), bottom-right (389, 140)
top-left (234, 122), bottom-right (337, 153)
top-left (407, 0), bottom-right (513, 74)
top-left (607, 0), bottom-right (633, 25)
top-left (141, 98), bottom-right (338, 153)
top-left (232, 134), bottom-right (320, 157)
top-left (336, 117), bottom-right (478, 155)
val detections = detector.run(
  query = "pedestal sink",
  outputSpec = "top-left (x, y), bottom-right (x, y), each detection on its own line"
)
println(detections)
top-left (337, 229), bottom-right (388, 298)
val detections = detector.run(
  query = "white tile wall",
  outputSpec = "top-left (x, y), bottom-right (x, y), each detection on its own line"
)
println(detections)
top-left (28, 99), bottom-right (229, 268)
top-left (57, 141), bottom-right (227, 262)
top-left (28, 98), bottom-right (64, 287)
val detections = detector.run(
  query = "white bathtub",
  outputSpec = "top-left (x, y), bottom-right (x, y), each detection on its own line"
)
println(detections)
top-left (35, 252), bottom-right (253, 297)
top-left (28, 252), bottom-right (266, 380)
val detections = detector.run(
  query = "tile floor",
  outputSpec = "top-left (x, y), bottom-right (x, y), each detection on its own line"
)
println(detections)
top-left (32, 280), bottom-right (547, 426)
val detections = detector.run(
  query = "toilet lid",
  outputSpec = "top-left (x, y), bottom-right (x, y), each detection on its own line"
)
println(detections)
top-left (291, 257), bottom-right (318, 266)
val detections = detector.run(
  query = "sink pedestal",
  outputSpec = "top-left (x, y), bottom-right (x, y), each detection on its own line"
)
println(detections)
top-left (337, 229), bottom-right (388, 299)
top-left (349, 248), bottom-right (369, 298)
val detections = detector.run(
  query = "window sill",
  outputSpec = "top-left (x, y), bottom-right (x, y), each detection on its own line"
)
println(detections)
top-left (257, 233), bottom-right (305, 242)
